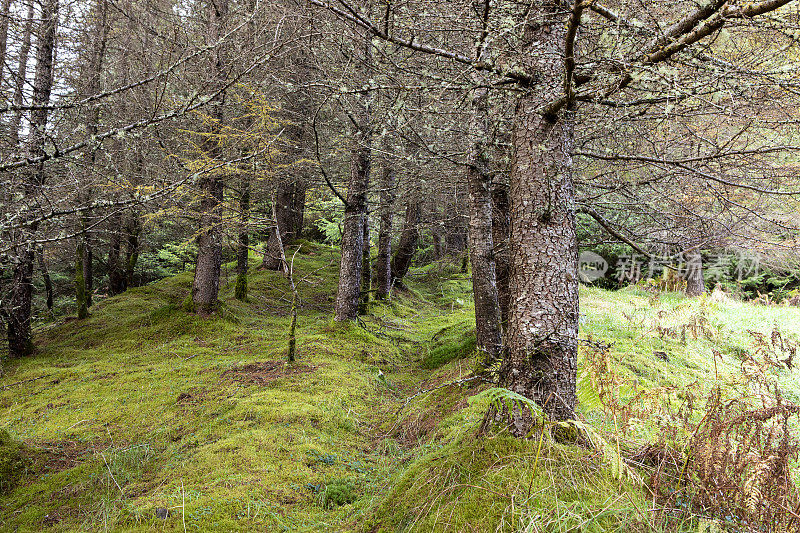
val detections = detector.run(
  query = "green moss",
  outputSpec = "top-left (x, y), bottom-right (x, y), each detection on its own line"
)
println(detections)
top-left (421, 334), bottom-right (476, 369)
top-left (3, 246), bottom-right (799, 532)
top-left (0, 430), bottom-right (29, 494)
top-left (234, 272), bottom-right (248, 301)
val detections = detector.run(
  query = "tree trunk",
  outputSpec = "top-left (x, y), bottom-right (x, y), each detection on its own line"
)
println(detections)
top-left (235, 176), bottom-right (251, 300)
top-left (391, 200), bottom-right (420, 285)
top-left (0, 0), bottom-right (12, 96)
top-left (75, 242), bottom-right (88, 319)
top-left (10, 1), bottom-right (34, 148)
top-left (375, 163), bottom-right (395, 299)
top-left (494, 4), bottom-right (579, 430)
top-left (492, 183), bottom-right (511, 331)
top-left (191, 0), bottom-right (228, 315)
top-left (107, 211), bottom-right (126, 295)
top-left (8, 249), bottom-right (34, 357)
top-left (7, 0), bottom-right (58, 358)
top-left (334, 140), bottom-right (370, 321)
top-left (685, 251), bottom-right (705, 297)
top-left (288, 181), bottom-right (306, 241)
top-left (124, 211), bottom-right (140, 289)
top-left (263, 181), bottom-right (293, 269)
top-left (76, 0), bottom-right (109, 312)
top-left (466, 81), bottom-right (503, 366)
top-left (36, 246), bottom-right (53, 311)
top-left (335, 32), bottom-right (372, 322)
top-left (359, 216), bottom-right (371, 314)
top-left (263, 191), bottom-right (288, 273)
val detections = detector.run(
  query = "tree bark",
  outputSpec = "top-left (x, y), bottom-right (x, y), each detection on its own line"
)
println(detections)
top-left (334, 138), bottom-right (370, 321)
top-left (375, 162), bottom-right (395, 299)
top-left (36, 246), bottom-right (53, 311)
top-left (263, 191), bottom-right (288, 273)
top-left (10, 1), bottom-right (34, 149)
top-left (0, 0), bottom-right (12, 97)
top-left (288, 181), bottom-right (306, 241)
top-left (359, 215), bottom-right (371, 314)
top-left (191, 0), bottom-right (228, 315)
top-left (124, 210), bottom-right (140, 289)
top-left (335, 31), bottom-right (372, 322)
top-left (76, 0), bottom-right (109, 312)
top-left (75, 242), bottom-right (88, 319)
top-left (263, 181), bottom-right (294, 269)
top-left (492, 183), bottom-right (511, 331)
top-left (391, 200), bottom-right (420, 285)
top-left (494, 3), bottom-right (579, 430)
top-left (235, 175), bottom-right (251, 300)
top-left (7, 0), bottom-right (58, 358)
top-left (685, 251), bottom-right (705, 297)
top-left (466, 81), bottom-right (503, 366)
top-left (107, 211), bottom-right (126, 295)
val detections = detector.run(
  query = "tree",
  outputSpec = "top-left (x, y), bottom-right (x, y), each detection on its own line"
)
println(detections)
top-left (191, 0), bottom-right (229, 316)
top-left (7, 0), bottom-right (59, 357)
top-left (310, 0), bottom-right (800, 432)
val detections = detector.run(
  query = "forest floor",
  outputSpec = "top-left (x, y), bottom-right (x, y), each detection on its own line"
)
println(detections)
top-left (2, 242), bottom-right (800, 532)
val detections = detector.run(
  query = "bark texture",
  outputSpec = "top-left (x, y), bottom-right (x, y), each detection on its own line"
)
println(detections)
top-left (466, 82), bottom-right (503, 366)
top-left (495, 3), bottom-right (579, 430)
top-left (391, 201), bottom-right (420, 285)
top-left (685, 251), bottom-right (705, 297)
top-left (359, 216), bottom-right (371, 314)
top-left (10, 1), bottom-right (34, 148)
top-left (191, 0), bottom-right (228, 315)
top-left (375, 163), bottom-right (395, 299)
top-left (7, 0), bottom-right (58, 358)
top-left (263, 180), bottom-right (303, 269)
top-left (76, 0), bottom-right (109, 312)
top-left (235, 177), bottom-right (251, 300)
top-left (492, 183), bottom-right (511, 330)
top-left (107, 210), bottom-right (126, 295)
top-left (334, 138), bottom-right (370, 321)
top-left (36, 246), bottom-right (53, 311)
top-left (334, 32), bottom-right (372, 322)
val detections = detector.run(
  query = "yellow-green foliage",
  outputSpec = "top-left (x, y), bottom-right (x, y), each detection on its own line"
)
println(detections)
top-left (2, 247), bottom-right (800, 532)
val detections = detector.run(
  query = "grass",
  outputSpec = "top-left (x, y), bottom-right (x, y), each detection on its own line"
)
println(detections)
top-left (2, 247), bottom-right (800, 531)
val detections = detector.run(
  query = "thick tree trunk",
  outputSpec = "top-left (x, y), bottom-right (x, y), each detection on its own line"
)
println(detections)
top-left (7, 0), bottom-right (58, 358)
top-left (334, 141), bottom-right (370, 321)
top-left (191, 0), bottom-right (228, 315)
top-left (8, 249), bottom-right (34, 356)
top-left (375, 163), bottom-right (395, 299)
top-left (492, 183), bottom-right (511, 331)
top-left (466, 82), bottom-right (503, 366)
top-left (685, 251), bottom-right (705, 297)
top-left (494, 4), bottom-right (579, 430)
top-left (391, 201), bottom-right (420, 285)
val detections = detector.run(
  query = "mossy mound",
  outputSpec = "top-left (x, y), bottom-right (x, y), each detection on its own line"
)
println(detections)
top-left (0, 430), bottom-right (29, 494)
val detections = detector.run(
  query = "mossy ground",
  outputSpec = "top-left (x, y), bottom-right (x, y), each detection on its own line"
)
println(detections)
top-left (1, 249), bottom-right (799, 531)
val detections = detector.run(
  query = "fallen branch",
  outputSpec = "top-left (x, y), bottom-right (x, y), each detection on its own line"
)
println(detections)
top-left (0, 374), bottom-right (47, 391)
